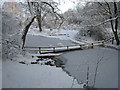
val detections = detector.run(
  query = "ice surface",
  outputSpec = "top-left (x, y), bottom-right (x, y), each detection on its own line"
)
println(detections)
top-left (61, 47), bottom-right (118, 88)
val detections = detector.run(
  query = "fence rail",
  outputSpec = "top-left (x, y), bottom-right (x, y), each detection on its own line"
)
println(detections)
top-left (24, 40), bottom-right (105, 54)
top-left (23, 35), bottom-right (120, 54)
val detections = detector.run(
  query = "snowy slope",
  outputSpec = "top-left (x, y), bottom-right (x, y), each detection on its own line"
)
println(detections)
top-left (3, 59), bottom-right (83, 88)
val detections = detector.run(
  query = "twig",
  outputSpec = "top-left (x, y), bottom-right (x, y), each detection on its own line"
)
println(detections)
top-left (71, 77), bottom-right (75, 88)
top-left (93, 56), bottom-right (103, 88)
top-left (93, 46), bottom-right (106, 88)
top-left (86, 64), bottom-right (89, 87)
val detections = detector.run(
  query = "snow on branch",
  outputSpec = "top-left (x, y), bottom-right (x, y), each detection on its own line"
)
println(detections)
top-left (86, 16), bottom-right (120, 27)
top-left (41, 2), bottom-right (64, 27)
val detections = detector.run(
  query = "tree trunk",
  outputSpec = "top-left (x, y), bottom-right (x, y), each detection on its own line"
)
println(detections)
top-left (36, 7), bottom-right (42, 32)
top-left (110, 16), bottom-right (114, 33)
top-left (21, 16), bottom-right (36, 49)
top-left (110, 17), bottom-right (119, 45)
top-left (114, 18), bottom-right (120, 45)
top-left (114, 2), bottom-right (119, 45)
top-left (113, 31), bottom-right (120, 45)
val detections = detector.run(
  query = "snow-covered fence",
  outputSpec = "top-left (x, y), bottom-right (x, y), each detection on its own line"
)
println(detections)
top-left (24, 41), bottom-right (105, 54)
top-left (24, 37), bottom-right (119, 54)
top-left (103, 36), bottom-right (120, 44)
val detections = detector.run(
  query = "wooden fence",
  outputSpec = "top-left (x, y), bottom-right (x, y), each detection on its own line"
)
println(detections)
top-left (24, 40), bottom-right (104, 54)
top-left (23, 36), bottom-right (120, 54)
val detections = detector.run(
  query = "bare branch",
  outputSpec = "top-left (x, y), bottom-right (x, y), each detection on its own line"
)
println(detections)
top-left (41, 1), bottom-right (64, 28)
top-left (93, 56), bottom-right (104, 88)
top-left (97, 1), bottom-right (111, 16)
top-left (41, 2), bottom-right (55, 13)
top-left (86, 16), bottom-right (120, 27)
top-left (21, 16), bottom-right (36, 49)
top-left (41, 13), bottom-right (47, 22)
top-left (104, 0), bottom-right (112, 15)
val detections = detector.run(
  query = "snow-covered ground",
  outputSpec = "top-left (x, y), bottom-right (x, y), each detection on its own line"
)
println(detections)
top-left (3, 30), bottom-right (119, 88)
top-left (2, 13), bottom-right (84, 88)
top-left (28, 27), bottom-right (78, 40)
top-left (3, 55), bottom-right (83, 88)
top-left (2, 4), bottom-right (119, 88)
top-left (2, 24), bottom-right (119, 88)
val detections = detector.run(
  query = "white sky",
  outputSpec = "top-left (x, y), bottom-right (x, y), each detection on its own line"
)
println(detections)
top-left (1, 0), bottom-right (81, 13)
top-left (54, 0), bottom-right (79, 13)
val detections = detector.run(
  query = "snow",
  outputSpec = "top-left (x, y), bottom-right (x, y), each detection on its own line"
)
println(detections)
top-left (3, 22), bottom-right (119, 88)
top-left (28, 27), bottom-right (79, 41)
top-left (25, 27), bottom-right (87, 54)
top-left (2, 11), bottom-right (22, 60)
top-left (30, 53), bottom-right (62, 57)
top-left (25, 35), bottom-right (75, 47)
top-left (60, 46), bottom-right (118, 88)
top-left (3, 55), bottom-right (84, 88)
top-left (27, 26), bottom-right (109, 45)
top-left (69, 38), bottom-right (85, 44)
top-left (2, 2), bottom-right (119, 89)
top-left (104, 41), bottom-right (120, 49)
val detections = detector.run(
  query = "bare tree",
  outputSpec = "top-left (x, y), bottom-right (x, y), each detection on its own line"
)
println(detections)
top-left (85, 1), bottom-right (120, 45)
top-left (21, 1), bottom-right (64, 49)
top-left (74, 1), bottom-right (120, 45)
top-left (96, 1), bottom-right (120, 45)
top-left (21, 16), bottom-right (36, 49)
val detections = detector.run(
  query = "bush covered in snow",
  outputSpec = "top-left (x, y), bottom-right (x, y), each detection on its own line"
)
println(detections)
top-left (75, 26), bottom-right (109, 42)
top-left (2, 11), bottom-right (22, 60)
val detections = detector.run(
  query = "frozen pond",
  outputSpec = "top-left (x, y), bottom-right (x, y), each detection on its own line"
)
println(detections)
top-left (25, 34), bottom-right (75, 47)
top-left (60, 47), bottom-right (118, 88)
top-left (25, 35), bottom-right (118, 88)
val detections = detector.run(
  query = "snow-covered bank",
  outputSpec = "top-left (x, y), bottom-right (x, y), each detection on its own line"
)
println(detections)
top-left (3, 59), bottom-right (83, 88)
top-left (2, 11), bottom-right (22, 60)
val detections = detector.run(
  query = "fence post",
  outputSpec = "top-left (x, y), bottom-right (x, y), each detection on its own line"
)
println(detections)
top-left (112, 37), bottom-right (114, 44)
top-left (80, 45), bottom-right (82, 49)
top-left (67, 46), bottom-right (69, 50)
top-left (53, 47), bottom-right (55, 52)
top-left (39, 47), bottom-right (41, 54)
top-left (102, 41), bottom-right (104, 46)
top-left (91, 43), bottom-right (93, 48)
